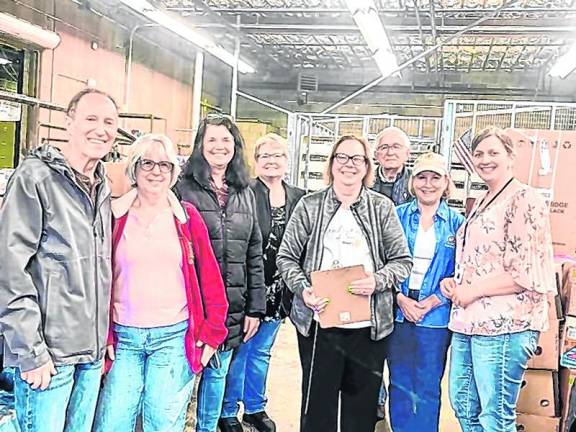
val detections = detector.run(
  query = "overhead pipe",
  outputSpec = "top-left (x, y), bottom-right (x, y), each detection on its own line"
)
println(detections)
top-left (322, 0), bottom-right (524, 114)
top-left (0, 12), bottom-right (60, 49)
top-left (124, 24), bottom-right (160, 112)
top-left (235, 24), bottom-right (576, 34)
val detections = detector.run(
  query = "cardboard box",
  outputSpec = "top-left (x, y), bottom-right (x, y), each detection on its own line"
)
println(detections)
top-left (561, 316), bottom-right (576, 369)
top-left (529, 319), bottom-right (560, 371)
top-left (516, 414), bottom-right (560, 432)
top-left (559, 368), bottom-right (576, 431)
top-left (507, 129), bottom-right (576, 257)
top-left (104, 161), bottom-right (132, 198)
top-left (517, 370), bottom-right (560, 417)
top-left (557, 260), bottom-right (576, 317)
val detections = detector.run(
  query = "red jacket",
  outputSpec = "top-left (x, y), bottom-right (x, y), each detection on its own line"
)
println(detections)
top-left (106, 191), bottom-right (228, 374)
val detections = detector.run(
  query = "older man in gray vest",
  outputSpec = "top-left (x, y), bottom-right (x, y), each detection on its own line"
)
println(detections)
top-left (372, 126), bottom-right (413, 428)
top-left (372, 126), bottom-right (412, 205)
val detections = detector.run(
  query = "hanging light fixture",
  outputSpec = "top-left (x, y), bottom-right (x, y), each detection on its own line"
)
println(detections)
top-left (120, 0), bottom-right (256, 74)
top-left (343, 0), bottom-right (399, 78)
top-left (549, 42), bottom-right (576, 79)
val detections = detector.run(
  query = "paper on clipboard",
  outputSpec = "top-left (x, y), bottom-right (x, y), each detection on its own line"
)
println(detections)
top-left (311, 265), bottom-right (370, 328)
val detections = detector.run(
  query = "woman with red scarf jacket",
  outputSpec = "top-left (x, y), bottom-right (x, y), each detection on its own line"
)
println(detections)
top-left (93, 134), bottom-right (228, 432)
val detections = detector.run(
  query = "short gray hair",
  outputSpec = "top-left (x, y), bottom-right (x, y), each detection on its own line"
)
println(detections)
top-left (253, 133), bottom-right (289, 160)
top-left (375, 126), bottom-right (411, 149)
top-left (126, 134), bottom-right (181, 187)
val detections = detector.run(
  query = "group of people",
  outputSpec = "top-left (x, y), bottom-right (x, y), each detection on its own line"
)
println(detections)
top-left (0, 87), bottom-right (556, 432)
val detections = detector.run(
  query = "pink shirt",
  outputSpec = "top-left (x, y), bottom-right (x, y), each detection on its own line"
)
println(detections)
top-left (449, 180), bottom-right (556, 336)
top-left (113, 208), bottom-right (189, 328)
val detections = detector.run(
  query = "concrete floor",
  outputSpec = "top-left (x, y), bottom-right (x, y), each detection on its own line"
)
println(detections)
top-left (265, 322), bottom-right (462, 432)
top-left (185, 321), bottom-right (461, 431)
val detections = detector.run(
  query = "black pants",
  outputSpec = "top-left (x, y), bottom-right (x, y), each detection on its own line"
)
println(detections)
top-left (297, 323), bottom-right (388, 432)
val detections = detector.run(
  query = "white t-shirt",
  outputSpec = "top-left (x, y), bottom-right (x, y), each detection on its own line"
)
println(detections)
top-left (318, 206), bottom-right (373, 328)
top-left (408, 225), bottom-right (436, 292)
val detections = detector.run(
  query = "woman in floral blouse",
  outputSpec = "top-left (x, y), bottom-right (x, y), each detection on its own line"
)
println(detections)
top-left (440, 127), bottom-right (555, 432)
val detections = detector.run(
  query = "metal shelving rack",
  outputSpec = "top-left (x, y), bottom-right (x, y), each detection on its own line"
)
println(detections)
top-left (291, 113), bottom-right (442, 191)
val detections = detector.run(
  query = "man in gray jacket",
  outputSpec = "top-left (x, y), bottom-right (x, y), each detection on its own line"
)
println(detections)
top-left (0, 88), bottom-right (118, 431)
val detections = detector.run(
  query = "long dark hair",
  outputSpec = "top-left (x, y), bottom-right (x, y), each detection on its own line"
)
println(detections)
top-left (182, 115), bottom-right (250, 189)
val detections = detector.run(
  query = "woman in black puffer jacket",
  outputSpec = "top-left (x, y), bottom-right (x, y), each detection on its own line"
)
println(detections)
top-left (176, 115), bottom-right (265, 432)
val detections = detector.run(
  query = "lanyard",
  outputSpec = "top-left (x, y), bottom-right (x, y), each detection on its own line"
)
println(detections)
top-left (454, 177), bottom-right (514, 284)
top-left (460, 177), bottom-right (515, 256)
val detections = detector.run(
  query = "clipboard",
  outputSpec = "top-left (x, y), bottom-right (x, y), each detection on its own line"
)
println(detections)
top-left (311, 265), bottom-right (371, 328)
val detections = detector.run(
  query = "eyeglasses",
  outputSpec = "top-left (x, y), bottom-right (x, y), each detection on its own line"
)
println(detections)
top-left (333, 153), bottom-right (367, 166)
top-left (376, 143), bottom-right (405, 153)
top-left (205, 113), bottom-right (234, 121)
top-left (138, 158), bottom-right (174, 173)
top-left (258, 153), bottom-right (286, 161)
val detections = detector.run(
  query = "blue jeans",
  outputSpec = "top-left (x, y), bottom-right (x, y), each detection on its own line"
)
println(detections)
top-left (196, 348), bottom-right (234, 432)
top-left (12, 358), bottom-right (102, 432)
top-left (221, 319), bottom-right (281, 418)
top-left (93, 320), bottom-right (194, 432)
top-left (378, 383), bottom-right (387, 406)
top-left (388, 322), bottom-right (451, 432)
top-left (449, 330), bottom-right (539, 432)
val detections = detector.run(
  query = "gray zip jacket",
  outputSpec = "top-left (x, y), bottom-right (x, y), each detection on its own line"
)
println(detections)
top-left (277, 186), bottom-right (412, 340)
top-left (0, 145), bottom-right (112, 371)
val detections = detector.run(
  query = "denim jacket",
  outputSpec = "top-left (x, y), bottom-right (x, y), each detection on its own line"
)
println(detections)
top-left (395, 199), bottom-right (464, 328)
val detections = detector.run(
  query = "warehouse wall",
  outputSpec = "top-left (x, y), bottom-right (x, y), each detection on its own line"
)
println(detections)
top-left (37, 28), bottom-right (194, 147)
top-left (0, 0), bottom-right (236, 153)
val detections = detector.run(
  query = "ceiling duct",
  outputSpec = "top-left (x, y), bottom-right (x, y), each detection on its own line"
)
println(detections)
top-left (0, 12), bottom-right (60, 50)
top-left (298, 73), bottom-right (319, 93)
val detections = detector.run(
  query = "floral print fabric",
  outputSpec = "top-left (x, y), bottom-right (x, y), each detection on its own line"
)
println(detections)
top-left (449, 180), bottom-right (556, 336)
top-left (263, 205), bottom-right (286, 321)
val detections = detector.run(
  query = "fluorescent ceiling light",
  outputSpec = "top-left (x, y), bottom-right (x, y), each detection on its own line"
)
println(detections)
top-left (0, 57), bottom-right (11, 65)
top-left (344, 0), bottom-right (399, 78)
top-left (549, 42), bottom-right (576, 79)
top-left (120, 0), bottom-right (255, 74)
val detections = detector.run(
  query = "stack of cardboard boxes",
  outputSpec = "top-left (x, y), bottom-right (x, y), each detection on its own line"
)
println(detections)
top-left (507, 129), bottom-right (576, 258)
top-left (558, 262), bottom-right (576, 432)
top-left (507, 129), bottom-right (576, 432)
top-left (516, 287), bottom-right (563, 431)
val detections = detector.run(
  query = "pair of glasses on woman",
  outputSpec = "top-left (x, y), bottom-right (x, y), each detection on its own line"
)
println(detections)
top-left (138, 159), bottom-right (174, 173)
top-left (333, 153), bottom-right (368, 167)
top-left (258, 153), bottom-right (286, 161)
top-left (205, 112), bottom-right (234, 121)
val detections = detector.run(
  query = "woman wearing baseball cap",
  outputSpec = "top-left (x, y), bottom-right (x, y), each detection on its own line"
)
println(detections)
top-left (388, 152), bottom-right (464, 432)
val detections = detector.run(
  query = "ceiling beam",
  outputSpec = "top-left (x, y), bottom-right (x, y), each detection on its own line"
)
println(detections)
top-left (234, 23), bottom-right (576, 34)
top-left (165, 6), bottom-right (576, 14)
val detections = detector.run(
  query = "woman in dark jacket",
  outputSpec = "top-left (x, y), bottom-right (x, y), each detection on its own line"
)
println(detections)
top-left (176, 115), bottom-right (266, 432)
top-left (221, 133), bottom-right (305, 432)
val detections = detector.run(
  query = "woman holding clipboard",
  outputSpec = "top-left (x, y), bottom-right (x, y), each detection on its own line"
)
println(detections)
top-left (440, 127), bottom-right (556, 432)
top-left (277, 135), bottom-right (412, 432)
